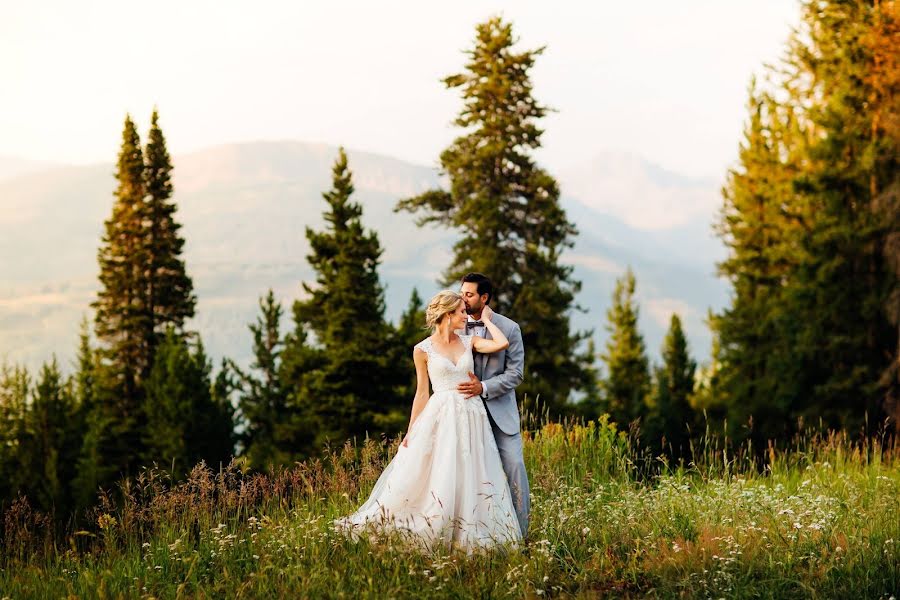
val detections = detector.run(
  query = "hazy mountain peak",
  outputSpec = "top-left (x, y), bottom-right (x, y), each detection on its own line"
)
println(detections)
top-left (560, 152), bottom-right (722, 231)
top-left (0, 140), bottom-right (727, 372)
top-left (0, 155), bottom-right (65, 182)
top-left (175, 141), bottom-right (439, 197)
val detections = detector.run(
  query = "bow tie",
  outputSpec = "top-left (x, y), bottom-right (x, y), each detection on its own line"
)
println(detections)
top-left (465, 320), bottom-right (485, 330)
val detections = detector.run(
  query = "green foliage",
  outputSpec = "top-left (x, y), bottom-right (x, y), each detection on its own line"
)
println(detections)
top-left (143, 109), bottom-right (196, 360)
top-left (290, 149), bottom-right (405, 450)
top-left (646, 315), bottom-right (697, 457)
top-left (2, 422), bottom-right (899, 598)
top-left (89, 111), bottom-right (198, 490)
top-left (688, 311), bottom-right (729, 433)
top-left (715, 0), bottom-right (900, 442)
top-left (598, 268), bottom-right (651, 428)
top-left (392, 288), bottom-right (427, 404)
top-left (0, 357), bottom-right (86, 516)
top-left (142, 329), bottom-right (234, 475)
top-left (233, 290), bottom-right (315, 469)
top-left (396, 16), bottom-right (592, 416)
top-left (0, 364), bottom-right (30, 509)
top-left (72, 324), bottom-right (127, 511)
top-left (24, 359), bottom-right (81, 513)
top-left (93, 114), bottom-right (149, 412)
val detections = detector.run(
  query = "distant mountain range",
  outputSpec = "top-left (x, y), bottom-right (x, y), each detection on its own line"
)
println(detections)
top-left (0, 142), bottom-right (729, 373)
top-left (0, 155), bottom-right (61, 182)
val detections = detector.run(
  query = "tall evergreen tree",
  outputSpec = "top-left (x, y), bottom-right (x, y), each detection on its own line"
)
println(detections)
top-left (393, 288), bottom-right (427, 404)
top-left (599, 268), bottom-right (651, 429)
top-left (93, 114), bottom-right (149, 410)
top-left (143, 109), bottom-right (196, 369)
top-left (89, 111), bottom-right (198, 482)
top-left (71, 318), bottom-right (113, 510)
top-left (235, 290), bottom-right (286, 467)
top-left (0, 364), bottom-right (29, 509)
top-left (142, 329), bottom-right (233, 475)
top-left (278, 311), bottom-right (325, 462)
top-left (291, 148), bottom-right (403, 449)
top-left (880, 182), bottom-right (900, 430)
top-left (716, 0), bottom-right (899, 442)
top-left (73, 317), bottom-right (96, 423)
top-left (689, 311), bottom-right (729, 431)
top-left (646, 315), bottom-right (697, 457)
top-left (23, 359), bottom-right (81, 513)
top-left (91, 115), bottom-right (148, 477)
top-left (232, 290), bottom-right (318, 469)
top-left (396, 17), bottom-right (592, 415)
top-left (783, 0), bottom-right (899, 432)
top-left (73, 362), bottom-right (123, 510)
top-left (714, 87), bottom-right (807, 442)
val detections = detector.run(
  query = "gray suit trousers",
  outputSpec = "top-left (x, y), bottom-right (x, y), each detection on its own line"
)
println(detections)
top-left (484, 400), bottom-right (530, 537)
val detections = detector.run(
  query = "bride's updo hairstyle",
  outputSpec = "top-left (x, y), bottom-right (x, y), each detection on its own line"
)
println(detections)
top-left (425, 290), bottom-right (463, 331)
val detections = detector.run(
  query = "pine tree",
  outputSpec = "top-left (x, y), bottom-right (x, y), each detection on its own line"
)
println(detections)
top-left (143, 109), bottom-right (196, 368)
top-left (880, 182), bottom-right (900, 430)
top-left (393, 288), bottom-right (427, 404)
top-left (396, 17), bottom-right (592, 415)
top-left (599, 268), bottom-right (651, 429)
top-left (234, 290), bottom-right (304, 468)
top-left (73, 361), bottom-right (124, 510)
top-left (73, 317), bottom-right (96, 422)
top-left (89, 115), bottom-right (151, 482)
top-left (646, 315), bottom-right (697, 457)
top-left (715, 0), bottom-right (899, 442)
top-left (689, 311), bottom-right (729, 430)
top-left (142, 329), bottom-right (234, 475)
top-left (292, 148), bottom-right (403, 449)
top-left (71, 318), bottom-right (110, 510)
top-left (782, 0), bottom-right (899, 432)
top-left (24, 359), bottom-right (81, 513)
top-left (90, 111), bottom-right (199, 484)
top-left (0, 364), bottom-right (30, 509)
top-left (714, 86), bottom-right (807, 442)
top-left (93, 115), bottom-right (149, 411)
top-left (203, 358), bottom-right (239, 471)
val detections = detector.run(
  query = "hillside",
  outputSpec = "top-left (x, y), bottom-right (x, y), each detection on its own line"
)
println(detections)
top-left (0, 142), bottom-right (728, 371)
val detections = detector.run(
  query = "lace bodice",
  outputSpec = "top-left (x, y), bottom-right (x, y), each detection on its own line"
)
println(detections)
top-left (414, 334), bottom-right (475, 393)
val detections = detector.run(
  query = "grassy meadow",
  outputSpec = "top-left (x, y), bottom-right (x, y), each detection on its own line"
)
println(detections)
top-left (1, 417), bottom-right (898, 599)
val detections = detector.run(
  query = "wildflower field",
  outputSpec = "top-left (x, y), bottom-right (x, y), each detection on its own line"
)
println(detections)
top-left (2, 418), bottom-right (899, 599)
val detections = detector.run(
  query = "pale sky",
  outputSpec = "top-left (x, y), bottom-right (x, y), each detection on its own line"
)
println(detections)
top-left (1, 1), bottom-right (798, 178)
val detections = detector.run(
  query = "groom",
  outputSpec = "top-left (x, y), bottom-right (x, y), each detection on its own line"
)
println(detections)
top-left (456, 272), bottom-right (530, 537)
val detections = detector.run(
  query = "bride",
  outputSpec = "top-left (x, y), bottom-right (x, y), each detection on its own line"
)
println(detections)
top-left (335, 290), bottom-right (522, 550)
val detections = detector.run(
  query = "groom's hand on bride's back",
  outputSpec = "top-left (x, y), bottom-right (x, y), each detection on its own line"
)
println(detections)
top-left (458, 372), bottom-right (483, 398)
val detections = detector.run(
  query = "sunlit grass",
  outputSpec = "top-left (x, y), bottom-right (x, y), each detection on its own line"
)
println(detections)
top-left (2, 417), bottom-right (898, 598)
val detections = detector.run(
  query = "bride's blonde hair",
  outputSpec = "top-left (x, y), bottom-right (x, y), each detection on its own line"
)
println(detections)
top-left (425, 290), bottom-right (463, 330)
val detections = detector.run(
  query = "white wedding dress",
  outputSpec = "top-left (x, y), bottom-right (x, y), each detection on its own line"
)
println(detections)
top-left (334, 334), bottom-right (522, 550)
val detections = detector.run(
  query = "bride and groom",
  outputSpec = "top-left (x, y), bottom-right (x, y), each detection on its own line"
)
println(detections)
top-left (335, 273), bottom-right (530, 550)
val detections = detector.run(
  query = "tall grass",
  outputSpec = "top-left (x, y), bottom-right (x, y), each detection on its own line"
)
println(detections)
top-left (2, 416), bottom-right (898, 598)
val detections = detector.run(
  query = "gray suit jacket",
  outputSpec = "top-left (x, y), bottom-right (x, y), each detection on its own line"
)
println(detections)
top-left (467, 312), bottom-right (525, 435)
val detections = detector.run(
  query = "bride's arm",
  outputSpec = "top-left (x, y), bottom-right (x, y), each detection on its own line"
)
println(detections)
top-left (403, 348), bottom-right (430, 446)
top-left (472, 305), bottom-right (509, 354)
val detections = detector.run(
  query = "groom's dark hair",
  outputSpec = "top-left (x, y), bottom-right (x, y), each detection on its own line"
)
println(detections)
top-left (461, 272), bottom-right (493, 304)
